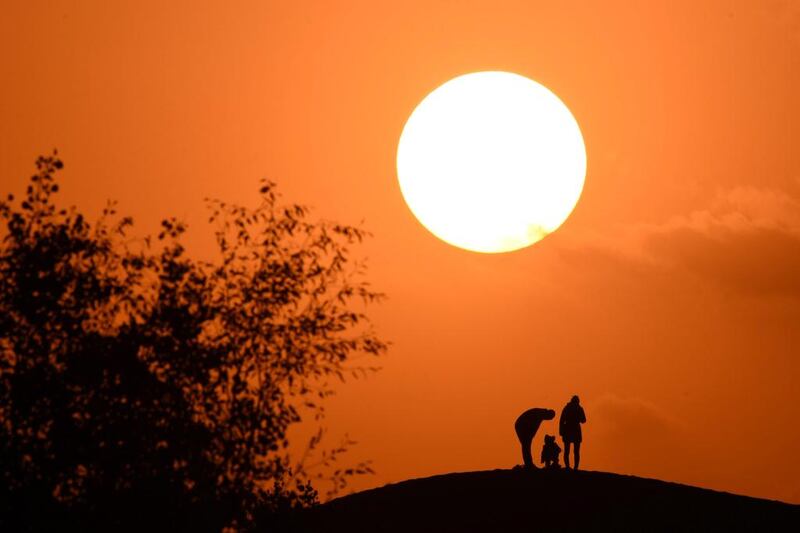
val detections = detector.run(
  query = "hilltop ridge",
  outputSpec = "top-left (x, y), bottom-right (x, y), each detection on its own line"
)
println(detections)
top-left (289, 468), bottom-right (799, 532)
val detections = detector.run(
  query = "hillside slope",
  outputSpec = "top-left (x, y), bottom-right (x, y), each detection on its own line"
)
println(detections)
top-left (288, 468), bottom-right (799, 532)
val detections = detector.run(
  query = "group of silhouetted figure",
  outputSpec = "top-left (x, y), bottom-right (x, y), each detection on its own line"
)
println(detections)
top-left (514, 395), bottom-right (586, 470)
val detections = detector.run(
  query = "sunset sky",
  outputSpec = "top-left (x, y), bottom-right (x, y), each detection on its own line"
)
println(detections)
top-left (2, 0), bottom-right (799, 503)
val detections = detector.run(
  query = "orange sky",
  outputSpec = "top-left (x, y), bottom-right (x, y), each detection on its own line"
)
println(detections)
top-left (2, 0), bottom-right (799, 503)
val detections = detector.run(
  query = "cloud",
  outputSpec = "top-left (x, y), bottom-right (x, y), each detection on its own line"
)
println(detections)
top-left (590, 394), bottom-right (683, 442)
top-left (586, 395), bottom-right (695, 479)
top-left (562, 187), bottom-right (800, 298)
top-left (644, 187), bottom-right (800, 296)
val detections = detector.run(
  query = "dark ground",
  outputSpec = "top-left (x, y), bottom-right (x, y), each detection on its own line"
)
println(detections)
top-left (283, 468), bottom-right (800, 532)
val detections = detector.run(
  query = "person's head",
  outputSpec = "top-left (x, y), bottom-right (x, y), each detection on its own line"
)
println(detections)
top-left (545, 435), bottom-right (555, 444)
top-left (570, 395), bottom-right (580, 405)
top-left (544, 409), bottom-right (556, 420)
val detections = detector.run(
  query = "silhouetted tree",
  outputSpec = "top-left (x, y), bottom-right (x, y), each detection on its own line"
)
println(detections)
top-left (0, 153), bottom-right (387, 531)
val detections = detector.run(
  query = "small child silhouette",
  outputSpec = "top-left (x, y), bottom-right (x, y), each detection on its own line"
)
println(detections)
top-left (540, 435), bottom-right (561, 469)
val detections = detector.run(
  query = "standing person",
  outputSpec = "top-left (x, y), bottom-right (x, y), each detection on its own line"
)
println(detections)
top-left (559, 395), bottom-right (586, 470)
top-left (514, 408), bottom-right (555, 469)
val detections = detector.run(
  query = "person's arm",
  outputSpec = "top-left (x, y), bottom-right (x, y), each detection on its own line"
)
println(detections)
top-left (579, 406), bottom-right (586, 424)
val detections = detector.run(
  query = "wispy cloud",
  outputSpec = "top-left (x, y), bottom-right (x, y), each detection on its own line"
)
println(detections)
top-left (561, 187), bottom-right (800, 297)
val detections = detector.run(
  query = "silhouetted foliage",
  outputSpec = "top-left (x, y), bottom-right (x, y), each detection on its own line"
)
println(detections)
top-left (0, 153), bottom-right (387, 531)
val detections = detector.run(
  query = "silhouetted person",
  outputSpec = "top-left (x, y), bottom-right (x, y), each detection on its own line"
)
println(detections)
top-left (514, 408), bottom-right (555, 469)
top-left (559, 395), bottom-right (586, 470)
top-left (540, 435), bottom-right (561, 469)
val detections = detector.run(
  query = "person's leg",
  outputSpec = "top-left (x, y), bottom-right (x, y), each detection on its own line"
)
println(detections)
top-left (516, 424), bottom-right (534, 468)
top-left (574, 441), bottom-right (581, 470)
top-left (521, 435), bottom-right (534, 468)
top-left (563, 440), bottom-right (571, 469)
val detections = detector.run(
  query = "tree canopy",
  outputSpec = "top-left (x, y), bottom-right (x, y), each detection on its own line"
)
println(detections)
top-left (0, 154), bottom-right (387, 531)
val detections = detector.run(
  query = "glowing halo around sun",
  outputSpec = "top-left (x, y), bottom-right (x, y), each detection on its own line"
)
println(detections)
top-left (396, 71), bottom-right (586, 253)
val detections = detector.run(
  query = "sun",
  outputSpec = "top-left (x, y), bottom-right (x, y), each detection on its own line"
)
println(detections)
top-left (396, 71), bottom-right (586, 253)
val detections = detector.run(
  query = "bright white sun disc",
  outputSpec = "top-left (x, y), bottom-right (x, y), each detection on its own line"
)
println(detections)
top-left (397, 71), bottom-right (586, 253)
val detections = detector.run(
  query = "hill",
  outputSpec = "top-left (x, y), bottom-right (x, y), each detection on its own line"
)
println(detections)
top-left (286, 468), bottom-right (799, 532)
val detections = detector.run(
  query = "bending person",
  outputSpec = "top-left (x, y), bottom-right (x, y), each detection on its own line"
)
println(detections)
top-left (514, 408), bottom-right (555, 469)
top-left (559, 395), bottom-right (587, 470)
